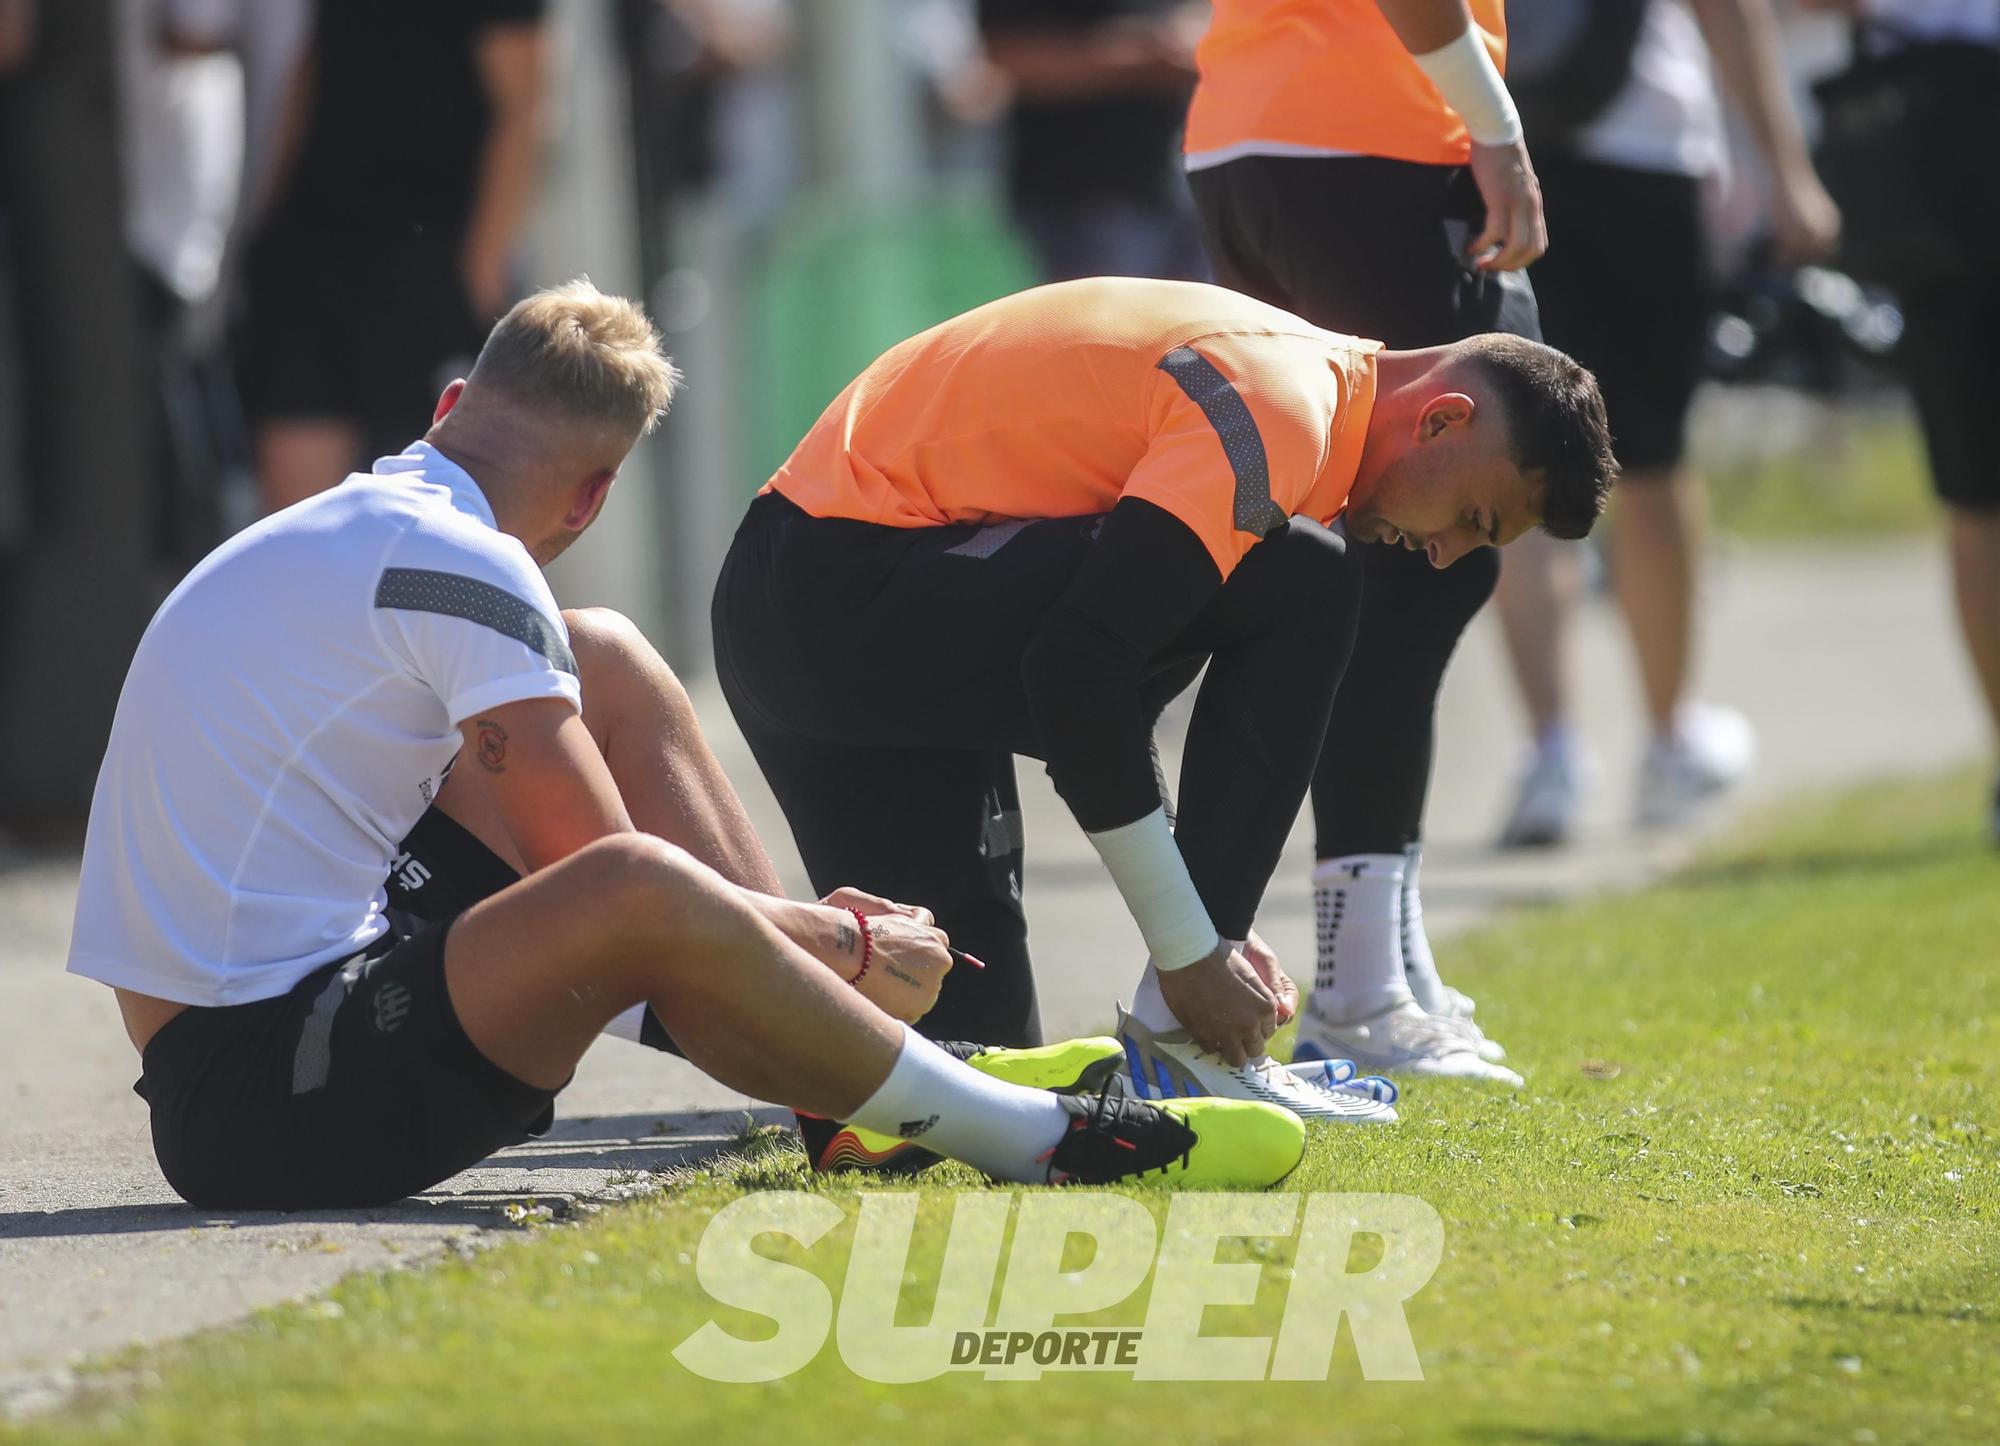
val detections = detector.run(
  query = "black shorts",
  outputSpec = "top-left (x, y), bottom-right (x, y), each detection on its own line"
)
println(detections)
top-left (1530, 154), bottom-right (1709, 474)
top-left (387, 805), bottom-right (687, 1057)
top-left (1894, 272), bottom-right (2000, 511)
top-left (240, 225), bottom-right (487, 460)
top-left (1187, 153), bottom-right (1542, 348)
top-left (136, 919), bottom-right (559, 1210)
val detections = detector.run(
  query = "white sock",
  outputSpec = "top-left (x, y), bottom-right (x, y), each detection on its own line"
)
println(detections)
top-left (1129, 962), bottom-right (1181, 1033)
top-left (1399, 844), bottom-right (1450, 1015)
top-left (1310, 854), bottom-right (1415, 1023)
top-left (846, 1026), bottom-right (1071, 1183)
top-left (1127, 936), bottom-right (1247, 1035)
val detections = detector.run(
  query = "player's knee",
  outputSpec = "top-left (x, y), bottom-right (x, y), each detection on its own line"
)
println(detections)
top-left (569, 834), bottom-right (719, 946)
top-left (564, 606), bottom-right (648, 677)
top-left (564, 606), bottom-right (697, 718)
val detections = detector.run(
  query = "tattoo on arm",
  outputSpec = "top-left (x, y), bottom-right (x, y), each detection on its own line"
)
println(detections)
top-left (475, 718), bottom-right (509, 773)
top-left (835, 916), bottom-right (857, 956)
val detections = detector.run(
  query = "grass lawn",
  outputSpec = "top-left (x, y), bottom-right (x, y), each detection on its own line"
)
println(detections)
top-left (15, 771), bottom-right (1998, 1445)
top-left (1692, 394), bottom-right (1935, 541)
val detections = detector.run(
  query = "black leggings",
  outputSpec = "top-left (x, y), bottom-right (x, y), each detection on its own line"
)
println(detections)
top-left (1191, 154), bottom-right (1529, 854)
top-left (713, 493), bottom-right (1360, 1046)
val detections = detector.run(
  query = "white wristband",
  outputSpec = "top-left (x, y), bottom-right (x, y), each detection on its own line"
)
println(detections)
top-left (1411, 28), bottom-right (1522, 147)
top-left (1087, 808), bottom-right (1220, 972)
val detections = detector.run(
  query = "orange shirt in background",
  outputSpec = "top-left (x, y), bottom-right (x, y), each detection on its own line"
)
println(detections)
top-left (1184, 0), bottom-right (1508, 168)
top-left (766, 278), bottom-right (1380, 579)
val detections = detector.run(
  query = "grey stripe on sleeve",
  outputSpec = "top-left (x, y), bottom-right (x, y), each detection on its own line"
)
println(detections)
top-left (375, 567), bottom-right (577, 675)
top-left (1156, 344), bottom-right (1288, 539)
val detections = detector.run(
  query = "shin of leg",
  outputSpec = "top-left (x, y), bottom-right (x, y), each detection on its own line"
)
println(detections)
top-left (1313, 544), bottom-right (1498, 858)
top-left (563, 606), bottom-right (785, 895)
top-left (1611, 468), bottom-right (1705, 730)
top-left (1948, 507), bottom-right (2000, 737)
top-left (1493, 530), bottom-right (1585, 733)
top-left (256, 419), bottom-right (362, 513)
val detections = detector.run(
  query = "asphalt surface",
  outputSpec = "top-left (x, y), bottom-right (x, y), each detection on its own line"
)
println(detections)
top-left (0, 537), bottom-right (1986, 1416)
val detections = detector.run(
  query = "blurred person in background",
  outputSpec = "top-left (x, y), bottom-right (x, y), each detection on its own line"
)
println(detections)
top-left (116, 0), bottom-right (246, 566)
top-left (1180, 0), bottom-right (1542, 1084)
top-left (977, 0), bottom-right (1209, 282)
top-left (158, 0), bottom-right (311, 235)
top-left (242, 0), bottom-right (552, 513)
top-left (1802, 0), bottom-right (2000, 839)
top-left (1491, 0), bottom-right (1839, 847)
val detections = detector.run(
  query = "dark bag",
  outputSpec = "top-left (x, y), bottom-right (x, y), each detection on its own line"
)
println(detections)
top-left (1812, 26), bottom-right (2000, 290)
top-left (1507, 0), bottom-right (1652, 145)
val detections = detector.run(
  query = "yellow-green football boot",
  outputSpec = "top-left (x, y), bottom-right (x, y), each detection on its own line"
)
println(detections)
top-left (1040, 1090), bottom-right (1307, 1189)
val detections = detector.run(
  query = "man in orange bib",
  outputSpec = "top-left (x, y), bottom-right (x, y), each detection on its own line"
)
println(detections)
top-left (712, 276), bottom-right (1610, 1137)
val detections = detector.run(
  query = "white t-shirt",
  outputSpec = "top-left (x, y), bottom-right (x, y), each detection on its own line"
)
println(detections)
top-left (68, 443), bottom-right (582, 1007)
top-left (1569, 0), bottom-right (1727, 179)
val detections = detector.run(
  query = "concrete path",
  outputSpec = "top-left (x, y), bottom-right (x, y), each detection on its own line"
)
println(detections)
top-left (0, 537), bottom-right (1986, 1414)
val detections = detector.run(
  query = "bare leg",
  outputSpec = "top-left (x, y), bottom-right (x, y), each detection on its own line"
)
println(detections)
top-left (1948, 507), bottom-right (2000, 742)
top-left (1611, 467), bottom-right (1706, 732)
top-left (436, 607), bottom-right (785, 894)
top-left (443, 833), bottom-right (1077, 1185)
top-left (445, 833), bottom-right (899, 1103)
top-left (256, 418), bottom-right (364, 513)
top-left (1494, 529), bottom-right (1585, 735)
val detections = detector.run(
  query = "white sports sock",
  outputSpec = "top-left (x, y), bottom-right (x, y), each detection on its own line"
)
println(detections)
top-left (1129, 962), bottom-right (1180, 1033)
top-left (1311, 854), bottom-right (1415, 1023)
top-left (1399, 844), bottom-right (1450, 1015)
top-left (846, 1026), bottom-right (1071, 1183)
top-left (1127, 936), bottom-right (1248, 1035)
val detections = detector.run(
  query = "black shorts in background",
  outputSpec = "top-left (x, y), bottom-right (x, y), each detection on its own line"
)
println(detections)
top-left (1895, 273), bottom-right (2000, 511)
top-left (1187, 154), bottom-right (1542, 349)
top-left (240, 226), bottom-right (487, 461)
top-left (137, 920), bottom-right (558, 1211)
top-left (1530, 154), bottom-right (1708, 475)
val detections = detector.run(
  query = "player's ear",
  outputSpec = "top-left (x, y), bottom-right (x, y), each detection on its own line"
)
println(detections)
top-left (563, 468), bottom-right (617, 533)
top-left (433, 378), bottom-right (468, 425)
top-left (1414, 391), bottom-right (1476, 441)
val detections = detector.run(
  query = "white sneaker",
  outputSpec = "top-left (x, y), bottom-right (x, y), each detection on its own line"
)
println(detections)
top-left (1637, 703), bottom-right (1755, 829)
top-left (1498, 741), bottom-right (1586, 848)
top-left (1432, 986), bottom-right (1508, 1064)
top-left (1116, 1008), bottom-right (1398, 1124)
top-left (1295, 1001), bottom-right (1524, 1087)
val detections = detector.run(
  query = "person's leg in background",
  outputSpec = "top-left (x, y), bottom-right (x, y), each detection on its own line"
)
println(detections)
top-left (1898, 280), bottom-right (2000, 840)
top-left (1016, 196), bottom-right (1210, 284)
top-left (1189, 156), bottom-right (1524, 1081)
top-left (241, 228), bottom-right (366, 511)
top-left (1494, 159), bottom-right (1748, 844)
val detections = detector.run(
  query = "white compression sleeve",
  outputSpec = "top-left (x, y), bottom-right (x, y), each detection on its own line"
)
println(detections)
top-left (1410, 27), bottom-right (1522, 146)
top-left (1086, 807), bottom-right (1220, 971)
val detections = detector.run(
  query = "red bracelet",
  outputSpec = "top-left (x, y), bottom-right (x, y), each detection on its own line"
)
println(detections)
top-left (846, 908), bottom-right (874, 988)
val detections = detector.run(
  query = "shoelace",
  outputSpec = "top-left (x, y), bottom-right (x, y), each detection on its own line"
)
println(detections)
top-left (1039, 1090), bottom-right (1195, 1184)
top-left (1289, 1057), bottom-right (1399, 1105)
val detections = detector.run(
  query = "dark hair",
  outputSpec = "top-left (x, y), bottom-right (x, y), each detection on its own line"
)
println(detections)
top-left (1461, 334), bottom-right (1617, 540)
